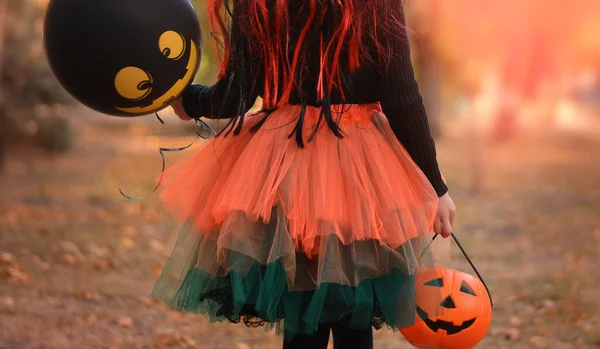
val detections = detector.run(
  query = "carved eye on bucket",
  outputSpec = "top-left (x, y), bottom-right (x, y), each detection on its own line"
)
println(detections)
top-left (424, 278), bottom-right (444, 287)
top-left (460, 281), bottom-right (476, 296)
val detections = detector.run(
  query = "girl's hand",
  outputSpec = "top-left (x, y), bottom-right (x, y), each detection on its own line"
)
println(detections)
top-left (434, 193), bottom-right (456, 238)
top-left (170, 98), bottom-right (193, 121)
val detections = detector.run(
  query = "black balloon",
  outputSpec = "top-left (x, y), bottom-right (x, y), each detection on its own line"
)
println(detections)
top-left (43, 0), bottom-right (202, 117)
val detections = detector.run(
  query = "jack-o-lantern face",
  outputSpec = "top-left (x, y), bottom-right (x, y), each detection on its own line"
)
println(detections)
top-left (400, 267), bottom-right (492, 349)
top-left (44, 0), bottom-right (202, 117)
top-left (113, 30), bottom-right (199, 115)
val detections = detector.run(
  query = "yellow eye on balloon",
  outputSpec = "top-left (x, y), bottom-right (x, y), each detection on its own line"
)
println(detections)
top-left (114, 66), bottom-right (153, 101)
top-left (159, 30), bottom-right (186, 60)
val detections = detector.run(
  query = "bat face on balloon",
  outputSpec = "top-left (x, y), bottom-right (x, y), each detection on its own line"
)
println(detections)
top-left (113, 30), bottom-right (199, 115)
top-left (43, 0), bottom-right (202, 117)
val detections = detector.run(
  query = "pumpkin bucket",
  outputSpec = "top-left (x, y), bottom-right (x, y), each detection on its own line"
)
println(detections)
top-left (400, 233), bottom-right (493, 349)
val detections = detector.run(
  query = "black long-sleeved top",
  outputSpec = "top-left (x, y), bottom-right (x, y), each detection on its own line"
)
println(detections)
top-left (181, 3), bottom-right (448, 197)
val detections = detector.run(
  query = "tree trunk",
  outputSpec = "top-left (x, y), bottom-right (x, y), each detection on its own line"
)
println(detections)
top-left (418, 36), bottom-right (443, 139)
top-left (413, 0), bottom-right (443, 139)
top-left (0, 0), bottom-right (8, 172)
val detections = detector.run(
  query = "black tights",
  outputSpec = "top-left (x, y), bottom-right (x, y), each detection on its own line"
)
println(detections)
top-left (283, 322), bottom-right (373, 349)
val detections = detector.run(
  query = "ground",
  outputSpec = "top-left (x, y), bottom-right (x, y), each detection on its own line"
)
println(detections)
top-left (0, 108), bottom-right (599, 349)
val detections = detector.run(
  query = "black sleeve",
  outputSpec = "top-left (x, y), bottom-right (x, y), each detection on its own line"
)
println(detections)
top-left (379, 5), bottom-right (448, 197)
top-left (181, 3), bottom-right (261, 119)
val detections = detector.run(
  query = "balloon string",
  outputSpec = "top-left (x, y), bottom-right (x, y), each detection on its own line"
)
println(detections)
top-left (155, 112), bottom-right (165, 124)
top-left (119, 115), bottom-right (216, 200)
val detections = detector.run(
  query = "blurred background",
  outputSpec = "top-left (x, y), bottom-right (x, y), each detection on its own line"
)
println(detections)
top-left (1, 0), bottom-right (599, 348)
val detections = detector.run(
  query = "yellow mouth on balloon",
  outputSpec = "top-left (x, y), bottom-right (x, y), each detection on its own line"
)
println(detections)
top-left (115, 40), bottom-right (198, 115)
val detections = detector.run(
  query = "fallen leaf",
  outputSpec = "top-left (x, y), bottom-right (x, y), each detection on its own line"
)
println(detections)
top-left (121, 227), bottom-right (138, 238)
top-left (505, 328), bottom-right (521, 342)
top-left (59, 241), bottom-right (84, 258)
top-left (185, 338), bottom-right (198, 348)
top-left (31, 255), bottom-right (51, 271)
top-left (0, 252), bottom-right (16, 265)
top-left (6, 210), bottom-right (18, 225)
top-left (139, 297), bottom-right (153, 306)
top-left (149, 239), bottom-right (165, 253)
top-left (166, 311), bottom-right (185, 324)
top-left (12, 260), bottom-right (25, 271)
top-left (154, 328), bottom-right (184, 346)
top-left (61, 254), bottom-right (78, 266)
top-left (581, 322), bottom-right (595, 333)
top-left (37, 228), bottom-right (50, 237)
top-left (83, 291), bottom-right (102, 301)
top-left (537, 327), bottom-right (550, 336)
top-left (120, 238), bottom-right (135, 250)
top-left (509, 316), bottom-right (522, 326)
top-left (121, 204), bottom-right (141, 216)
top-left (118, 316), bottom-right (133, 328)
top-left (541, 299), bottom-right (556, 309)
top-left (144, 209), bottom-right (161, 224)
top-left (523, 304), bottom-right (537, 315)
top-left (86, 243), bottom-right (110, 258)
top-left (0, 296), bottom-right (15, 313)
top-left (88, 256), bottom-right (111, 271)
top-left (5, 268), bottom-right (29, 284)
top-left (109, 339), bottom-right (124, 349)
top-left (87, 314), bottom-right (98, 324)
top-left (529, 336), bottom-right (549, 348)
top-left (154, 327), bottom-right (198, 347)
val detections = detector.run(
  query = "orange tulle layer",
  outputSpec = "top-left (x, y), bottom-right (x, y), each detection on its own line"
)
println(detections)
top-left (159, 104), bottom-right (438, 259)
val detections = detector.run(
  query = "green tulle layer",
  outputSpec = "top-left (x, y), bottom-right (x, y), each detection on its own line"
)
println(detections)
top-left (152, 251), bottom-right (417, 339)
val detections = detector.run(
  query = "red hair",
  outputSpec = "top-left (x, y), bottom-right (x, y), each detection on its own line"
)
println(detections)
top-left (206, 0), bottom-right (406, 109)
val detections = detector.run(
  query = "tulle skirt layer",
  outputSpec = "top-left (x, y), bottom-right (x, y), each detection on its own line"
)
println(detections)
top-left (152, 104), bottom-right (441, 338)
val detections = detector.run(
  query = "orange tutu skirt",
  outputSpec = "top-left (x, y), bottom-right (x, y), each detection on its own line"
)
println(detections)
top-left (152, 103), bottom-right (440, 338)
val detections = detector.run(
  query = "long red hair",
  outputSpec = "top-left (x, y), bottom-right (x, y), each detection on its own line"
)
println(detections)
top-left (206, 0), bottom-right (406, 109)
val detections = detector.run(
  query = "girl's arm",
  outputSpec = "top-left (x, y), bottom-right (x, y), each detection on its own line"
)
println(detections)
top-left (181, 4), bottom-right (261, 120)
top-left (379, 4), bottom-right (448, 197)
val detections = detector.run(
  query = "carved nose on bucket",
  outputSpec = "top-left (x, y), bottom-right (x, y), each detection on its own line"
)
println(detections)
top-left (440, 296), bottom-right (456, 309)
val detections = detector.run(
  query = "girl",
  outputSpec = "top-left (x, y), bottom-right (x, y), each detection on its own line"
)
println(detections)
top-left (158, 1), bottom-right (456, 348)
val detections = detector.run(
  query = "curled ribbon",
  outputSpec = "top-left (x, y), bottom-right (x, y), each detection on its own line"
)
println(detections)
top-left (119, 115), bottom-right (217, 200)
